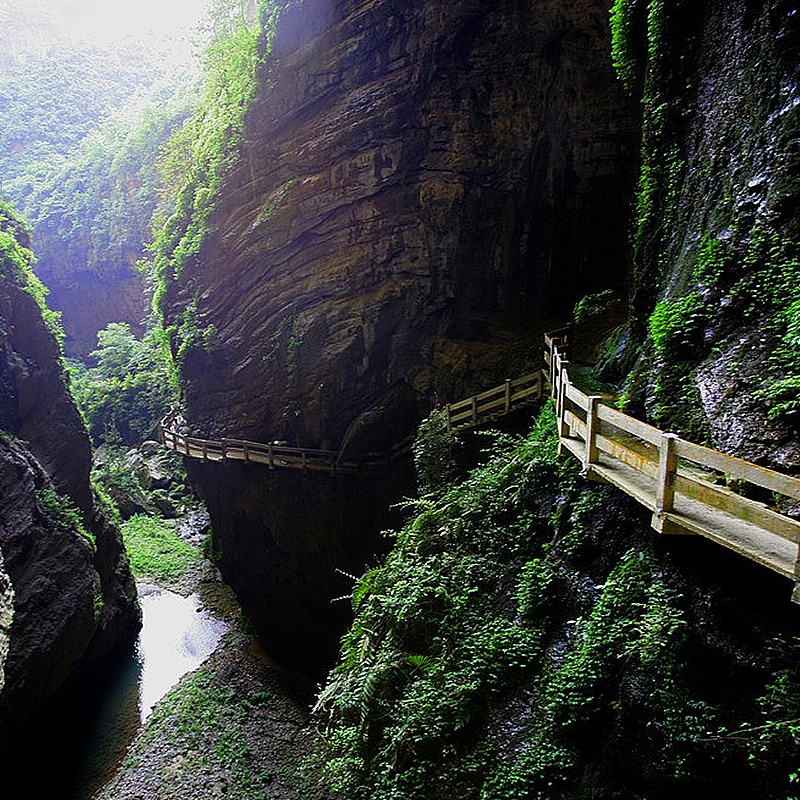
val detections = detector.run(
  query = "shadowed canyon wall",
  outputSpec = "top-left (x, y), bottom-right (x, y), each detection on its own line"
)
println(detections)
top-left (163, 0), bottom-right (639, 665)
top-left (0, 208), bottom-right (140, 737)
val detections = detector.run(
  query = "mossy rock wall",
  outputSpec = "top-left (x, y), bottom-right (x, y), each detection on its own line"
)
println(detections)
top-left (618, 0), bottom-right (800, 465)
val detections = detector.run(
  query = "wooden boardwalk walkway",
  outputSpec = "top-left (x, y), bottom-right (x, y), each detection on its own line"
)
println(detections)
top-left (545, 327), bottom-right (800, 601)
top-left (160, 326), bottom-right (800, 599)
top-left (159, 371), bottom-right (545, 475)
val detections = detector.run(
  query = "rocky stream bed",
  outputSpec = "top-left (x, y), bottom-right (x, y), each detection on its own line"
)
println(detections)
top-left (94, 511), bottom-right (330, 800)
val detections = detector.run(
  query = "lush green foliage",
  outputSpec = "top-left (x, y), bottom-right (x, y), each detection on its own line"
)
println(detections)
top-left (572, 288), bottom-right (621, 325)
top-left (150, 2), bottom-right (284, 310)
top-left (0, 45), bottom-right (165, 196)
top-left (14, 81), bottom-right (197, 283)
top-left (0, 200), bottom-right (64, 344)
top-left (412, 410), bottom-right (464, 493)
top-left (35, 487), bottom-right (94, 549)
top-left (121, 514), bottom-right (200, 583)
top-left (311, 404), bottom-right (747, 798)
top-left (746, 231), bottom-right (800, 422)
top-left (67, 322), bottom-right (177, 445)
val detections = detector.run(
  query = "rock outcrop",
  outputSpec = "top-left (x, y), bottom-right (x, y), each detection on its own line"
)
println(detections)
top-left (34, 263), bottom-right (147, 360)
top-left (618, 0), bottom-right (800, 467)
top-left (168, 0), bottom-right (638, 447)
top-left (30, 209), bottom-right (148, 360)
top-left (164, 0), bottom-right (638, 667)
top-left (0, 206), bottom-right (140, 737)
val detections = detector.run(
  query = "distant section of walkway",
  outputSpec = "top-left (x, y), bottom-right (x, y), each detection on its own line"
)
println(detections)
top-left (159, 372), bottom-right (545, 476)
top-left (160, 326), bottom-right (800, 598)
top-left (545, 326), bottom-right (800, 602)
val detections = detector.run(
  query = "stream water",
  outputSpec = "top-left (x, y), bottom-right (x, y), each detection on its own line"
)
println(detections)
top-left (4, 581), bottom-right (227, 800)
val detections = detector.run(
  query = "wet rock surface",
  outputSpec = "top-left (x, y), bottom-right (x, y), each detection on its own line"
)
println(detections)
top-left (628, 0), bottom-right (800, 465)
top-left (0, 550), bottom-right (12, 697)
top-left (97, 582), bottom-right (329, 800)
top-left (696, 327), bottom-right (800, 469)
top-left (0, 214), bottom-right (139, 735)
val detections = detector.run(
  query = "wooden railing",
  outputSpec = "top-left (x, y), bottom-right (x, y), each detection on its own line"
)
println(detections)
top-left (545, 328), bottom-right (800, 602)
top-left (160, 412), bottom-right (414, 475)
top-left (444, 371), bottom-right (544, 432)
top-left (160, 371), bottom-right (545, 475)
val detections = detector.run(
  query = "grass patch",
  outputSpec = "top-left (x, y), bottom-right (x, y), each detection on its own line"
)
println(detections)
top-left (122, 513), bottom-right (200, 583)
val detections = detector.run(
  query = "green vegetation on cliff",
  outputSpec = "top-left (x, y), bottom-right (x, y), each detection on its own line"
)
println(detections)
top-left (19, 81), bottom-right (197, 279)
top-left (68, 321), bottom-right (176, 445)
top-left (150, 1), bottom-right (287, 314)
top-left (603, 0), bottom-right (800, 443)
top-left (0, 200), bottom-right (63, 344)
top-left (148, 0), bottom-right (292, 382)
top-left (312, 404), bottom-right (800, 799)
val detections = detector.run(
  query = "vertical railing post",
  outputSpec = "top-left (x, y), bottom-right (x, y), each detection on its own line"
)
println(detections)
top-left (655, 432), bottom-right (678, 522)
top-left (792, 547), bottom-right (800, 603)
top-left (557, 361), bottom-right (570, 438)
top-left (243, 442), bottom-right (250, 463)
top-left (551, 350), bottom-right (560, 402)
top-left (556, 361), bottom-right (570, 456)
top-left (268, 442), bottom-right (274, 469)
top-left (220, 438), bottom-right (228, 461)
top-left (505, 379), bottom-right (512, 413)
top-left (584, 395), bottom-right (601, 472)
top-left (471, 395), bottom-right (478, 426)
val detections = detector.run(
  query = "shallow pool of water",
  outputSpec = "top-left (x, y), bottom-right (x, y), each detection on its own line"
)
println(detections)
top-left (136, 583), bottom-right (227, 720)
top-left (1, 581), bottom-right (228, 800)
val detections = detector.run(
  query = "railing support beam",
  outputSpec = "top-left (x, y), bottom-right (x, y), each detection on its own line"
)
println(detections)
top-left (583, 395), bottom-right (602, 475)
top-left (556, 360), bottom-right (571, 456)
top-left (652, 432), bottom-right (684, 534)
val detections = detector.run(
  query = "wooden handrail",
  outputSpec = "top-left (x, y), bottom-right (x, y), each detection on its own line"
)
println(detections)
top-left (544, 332), bottom-right (800, 602)
top-left (159, 370), bottom-right (546, 476)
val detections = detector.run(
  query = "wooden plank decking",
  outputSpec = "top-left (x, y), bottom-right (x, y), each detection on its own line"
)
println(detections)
top-left (547, 327), bottom-right (800, 601)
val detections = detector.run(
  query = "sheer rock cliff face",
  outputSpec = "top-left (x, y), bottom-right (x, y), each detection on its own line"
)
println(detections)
top-left (0, 217), bottom-right (140, 736)
top-left (164, 0), bottom-right (639, 666)
top-left (32, 231), bottom-right (148, 360)
top-left (625, 0), bottom-right (800, 465)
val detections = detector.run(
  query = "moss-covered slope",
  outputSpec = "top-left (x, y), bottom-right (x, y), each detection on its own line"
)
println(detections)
top-left (312, 405), bottom-right (800, 799)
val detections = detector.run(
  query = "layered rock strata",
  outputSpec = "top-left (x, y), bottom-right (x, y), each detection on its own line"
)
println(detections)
top-left (163, 0), bottom-right (639, 665)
